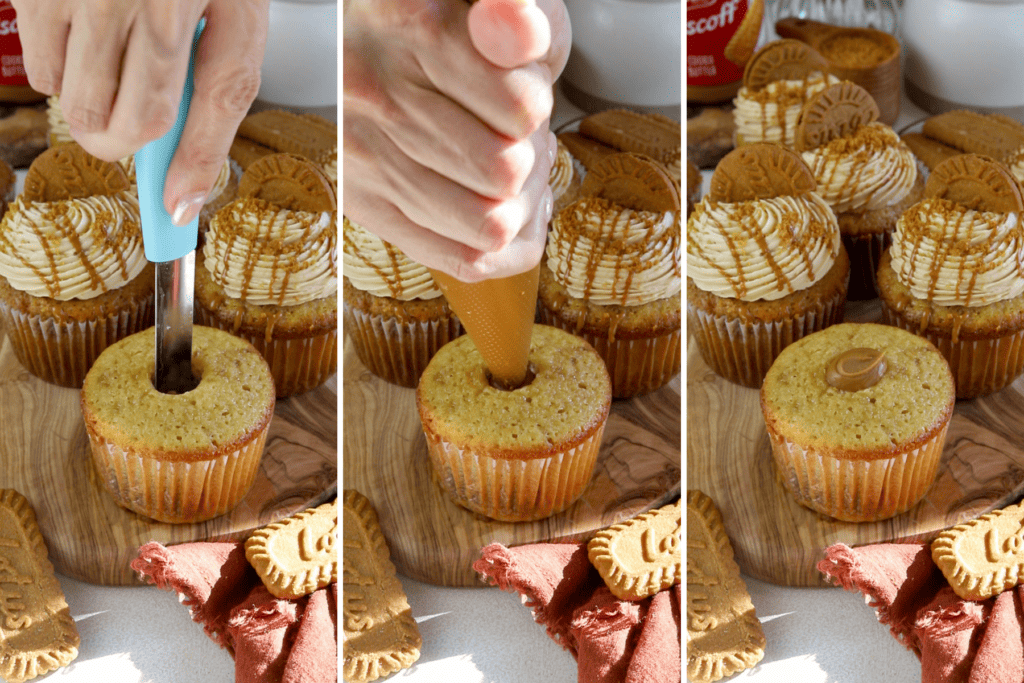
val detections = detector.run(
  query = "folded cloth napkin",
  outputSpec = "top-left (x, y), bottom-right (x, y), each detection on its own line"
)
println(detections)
top-left (818, 542), bottom-right (1024, 683)
top-left (473, 542), bottom-right (681, 683)
top-left (131, 541), bottom-right (338, 683)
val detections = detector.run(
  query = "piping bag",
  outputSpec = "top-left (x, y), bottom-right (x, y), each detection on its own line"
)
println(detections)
top-left (136, 19), bottom-right (205, 394)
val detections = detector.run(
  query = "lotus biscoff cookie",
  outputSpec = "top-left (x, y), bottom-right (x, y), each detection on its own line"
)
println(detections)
top-left (0, 489), bottom-right (79, 683)
top-left (245, 500), bottom-right (337, 600)
top-left (686, 490), bottom-right (765, 683)
top-left (932, 500), bottom-right (1024, 601)
top-left (342, 490), bottom-right (421, 683)
top-left (588, 501), bottom-right (680, 601)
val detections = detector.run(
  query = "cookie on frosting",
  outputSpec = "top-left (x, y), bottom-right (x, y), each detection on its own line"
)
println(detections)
top-left (709, 143), bottom-right (817, 202)
top-left (743, 39), bottom-right (830, 92)
top-left (923, 153), bottom-right (1024, 213)
top-left (794, 81), bottom-right (880, 152)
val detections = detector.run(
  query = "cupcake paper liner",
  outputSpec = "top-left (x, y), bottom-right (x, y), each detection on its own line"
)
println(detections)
top-left (880, 301), bottom-right (1024, 399)
top-left (343, 303), bottom-right (462, 388)
top-left (767, 421), bottom-right (948, 522)
top-left (537, 308), bottom-right (680, 398)
top-left (423, 425), bottom-right (606, 523)
top-left (687, 285), bottom-right (847, 389)
top-left (85, 424), bottom-right (269, 524)
top-left (196, 307), bottom-right (337, 398)
top-left (0, 295), bottom-right (153, 388)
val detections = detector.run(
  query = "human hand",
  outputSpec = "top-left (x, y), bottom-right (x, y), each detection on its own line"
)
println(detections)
top-left (12, 0), bottom-right (269, 227)
top-left (343, 0), bottom-right (571, 282)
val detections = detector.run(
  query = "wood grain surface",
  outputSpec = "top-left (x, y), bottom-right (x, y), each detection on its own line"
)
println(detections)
top-left (687, 301), bottom-right (1024, 587)
top-left (342, 336), bottom-right (681, 587)
top-left (0, 328), bottom-right (338, 586)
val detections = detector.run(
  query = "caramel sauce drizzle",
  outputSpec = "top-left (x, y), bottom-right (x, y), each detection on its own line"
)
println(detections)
top-left (341, 217), bottom-right (408, 299)
top-left (0, 196), bottom-right (137, 299)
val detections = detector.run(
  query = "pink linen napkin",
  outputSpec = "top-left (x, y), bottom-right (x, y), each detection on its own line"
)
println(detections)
top-left (131, 540), bottom-right (337, 683)
top-left (473, 542), bottom-right (681, 683)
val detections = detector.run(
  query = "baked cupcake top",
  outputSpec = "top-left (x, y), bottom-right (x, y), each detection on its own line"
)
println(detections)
top-left (687, 191), bottom-right (840, 302)
top-left (890, 197), bottom-right (1024, 307)
top-left (0, 190), bottom-right (145, 301)
top-left (203, 196), bottom-right (337, 307)
top-left (733, 73), bottom-right (840, 148)
top-left (342, 215), bottom-right (442, 301)
top-left (546, 195), bottom-right (679, 306)
top-left (416, 324), bottom-right (611, 458)
top-left (761, 322), bottom-right (954, 458)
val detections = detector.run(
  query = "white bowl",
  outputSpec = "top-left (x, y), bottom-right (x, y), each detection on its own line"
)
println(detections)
top-left (257, 0), bottom-right (337, 109)
top-left (560, 0), bottom-right (680, 117)
top-left (903, 0), bottom-right (1024, 115)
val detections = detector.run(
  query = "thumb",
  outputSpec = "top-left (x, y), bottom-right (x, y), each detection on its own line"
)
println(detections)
top-left (467, 0), bottom-right (551, 69)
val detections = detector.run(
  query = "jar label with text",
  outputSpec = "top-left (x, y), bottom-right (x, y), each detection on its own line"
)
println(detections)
top-left (0, 1), bottom-right (28, 87)
top-left (687, 0), bottom-right (762, 88)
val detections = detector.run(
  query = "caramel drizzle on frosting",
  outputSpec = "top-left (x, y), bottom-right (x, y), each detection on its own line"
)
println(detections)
top-left (0, 194), bottom-right (139, 299)
top-left (738, 73), bottom-right (837, 147)
top-left (341, 218), bottom-right (408, 300)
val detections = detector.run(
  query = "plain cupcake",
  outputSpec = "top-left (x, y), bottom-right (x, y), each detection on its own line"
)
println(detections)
top-left (877, 154), bottom-right (1024, 399)
top-left (733, 39), bottom-right (840, 149)
top-left (0, 143), bottom-right (153, 387)
top-left (342, 215), bottom-right (462, 387)
top-left (539, 152), bottom-right (681, 398)
top-left (761, 322), bottom-right (954, 522)
top-left (81, 325), bottom-right (275, 524)
top-left (195, 153), bottom-right (337, 398)
top-left (416, 324), bottom-right (611, 522)
top-left (795, 82), bottom-right (923, 299)
top-left (688, 143), bottom-right (849, 388)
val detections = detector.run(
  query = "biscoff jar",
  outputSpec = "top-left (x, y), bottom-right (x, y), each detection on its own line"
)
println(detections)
top-left (0, 1), bottom-right (44, 104)
top-left (687, 0), bottom-right (766, 104)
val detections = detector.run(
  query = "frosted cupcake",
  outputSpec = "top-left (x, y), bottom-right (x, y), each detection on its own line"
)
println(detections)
top-left (877, 154), bottom-right (1024, 398)
top-left (762, 322), bottom-right (954, 522)
top-left (417, 324), bottom-right (611, 522)
top-left (343, 216), bottom-right (462, 387)
top-left (539, 152), bottom-right (681, 398)
top-left (688, 143), bottom-right (849, 388)
top-left (795, 82), bottom-right (923, 299)
top-left (550, 138), bottom-right (581, 214)
top-left (733, 40), bottom-right (840, 149)
top-left (0, 143), bottom-right (153, 387)
top-left (195, 153), bottom-right (337, 397)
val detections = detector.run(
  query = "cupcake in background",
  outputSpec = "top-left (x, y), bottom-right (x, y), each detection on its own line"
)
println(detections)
top-left (550, 138), bottom-right (581, 214)
top-left (762, 322), bottom-right (954, 522)
top-left (688, 143), bottom-right (849, 388)
top-left (343, 215), bottom-right (462, 387)
top-left (539, 152), bottom-right (680, 398)
top-left (195, 153), bottom-right (337, 397)
top-left (0, 143), bottom-right (153, 387)
top-left (733, 40), bottom-right (839, 149)
top-left (877, 153), bottom-right (1024, 398)
top-left (795, 82), bottom-right (923, 299)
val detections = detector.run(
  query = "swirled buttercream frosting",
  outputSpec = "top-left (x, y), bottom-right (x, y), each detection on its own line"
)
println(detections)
top-left (0, 191), bottom-right (146, 300)
top-left (733, 73), bottom-right (840, 148)
top-left (687, 192), bottom-right (841, 302)
top-left (889, 197), bottom-right (1024, 307)
top-left (203, 197), bottom-right (337, 306)
top-left (801, 122), bottom-right (918, 214)
top-left (549, 140), bottom-right (576, 204)
top-left (342, 216), bottom-right (442, 301)
top-left (545, 197), bottom-right (680, 307)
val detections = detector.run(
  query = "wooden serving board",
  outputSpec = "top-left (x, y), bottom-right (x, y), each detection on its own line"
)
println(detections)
top-left (687, 301), bottom-right (1024, 587)
top-left (342, 336), bottom-right (681, 587)
top-left (0, 328), bottom-right (338, 586)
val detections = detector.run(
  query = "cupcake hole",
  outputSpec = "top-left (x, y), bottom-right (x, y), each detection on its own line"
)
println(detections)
top-left (486, 363), bottom-right (537, 391)
top-left (151, 358), bottom-right (203, 395)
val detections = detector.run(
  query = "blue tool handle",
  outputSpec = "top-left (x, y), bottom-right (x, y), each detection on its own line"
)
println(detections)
top-left (136, 18), bottom-right (205, 263)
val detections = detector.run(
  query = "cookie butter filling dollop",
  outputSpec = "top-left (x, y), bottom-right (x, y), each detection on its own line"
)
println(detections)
top-left (0, 192), bottom-right (145, 300)
top-left (734, 73), bottom-right (841, 147)
top-left (342, 216), bottom-right (442, 301)
top-left (687, 192), bottom-right (841, 302)
top-left (204, 197), bottom-right (336, 307)
top-left (800, 122), bottom-right (918, 213)
top-left (889, 197), bottom-right (1024, 307)
top-left (546, 196), bottom-right (679, 306)
top-left (826, 348), bottom-right (887, 391)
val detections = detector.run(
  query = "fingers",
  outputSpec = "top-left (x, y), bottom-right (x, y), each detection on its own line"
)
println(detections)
top-left (467, 0), bottom-right (551, 69)
top-left (164, 0), bottom-right (268, 224)
top-left (59, 8), bottom-right (130, 137)
top-left (10, 1), bottom-right (69, 95)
